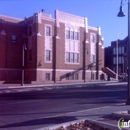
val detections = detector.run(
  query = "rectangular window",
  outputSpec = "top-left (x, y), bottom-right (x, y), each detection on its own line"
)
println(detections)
top-left (70, 31), bottom-right (74, 39)
top-left (75, 73), bottom-right (78, 80)
top-left (12, 34), bottom-right (17, 43)
top-left (46, 50), bottom-right (51, 61)
top-left (46, 26), bottom-right (51, 36)
top-left (29, 50), bottom-right (32, 61)
top-left (74, 53), bottom-right (79, 63)
top-left (119, 47), bottom-right (122, 54)
top-left (74, 32), bottom-right (79, 40)
top-left (91, 54), bottom-right (95, 63)
top-left (113, 48), bottom-right (116, 55)
top-left (70, 52), bottom-right (74, 62)
top-left (122, 47), bottom-right (124, 54)
top-left (91, 34), bottom-right (95, 43)
top-left (91, 73), bottom-right (94, 80)
top-left (66, 52), bottom-right (70, 62)
top-left (71, 73), bottom-right (74, 80)
top-left (66, 30), bottom-right (70, 39)
top-left (119, 56), bottom-right (121, 64)
top-left (122, 56), bottom-right (124, 64)
top-left (45, 73), bottom-right (50, 80)
top-left (113, 57), bottom-right (116, 64)
top-left (29, 26), bottom-right (32, 36)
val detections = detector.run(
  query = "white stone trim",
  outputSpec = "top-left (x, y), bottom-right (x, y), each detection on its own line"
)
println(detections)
top-left (85, 17), bottom-right (88, 33)
top-left (37, 12), bottom-right (55, 24)
top-left (56, 10), bottom-right (85, 27)
top-left (0, 14), bottom-right (23, 22)
top-left (45, 24), bottom-right (52, 63)
top-left (98, 26), bottom-right (101, 35)
top-left (88, 26), bottom-right (98, 31)
top-left (36, 68), bottom-right (53, 71)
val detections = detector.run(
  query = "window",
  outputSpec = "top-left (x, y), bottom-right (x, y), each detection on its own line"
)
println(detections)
top-left (70, 53), bottom-right (74, 62)
top-left (66, 52), bottom-right (79, 63)
top-left (45, 73), bottom-right (50, 80)
top-left (91, 34), bottom-right (95, 43)
top-left (113, 48), bottom-right (116, 55)
top-left (12, 34), bottom-right (17, 43)
top-left (29, 26), bottom-right (32, 36)
top-left (119, 56), bottom-right (122, 64)
top-left (74, 32), bottom-right (79, 40)
top-left (119, 47), bottom-right (122, 54)
top-left (122, 47), bottom-right (124, 54)
top-left (46, 26), bottom-right (51, 36)
top-left (66, 52), bottom-right (70, 62)
top-left (74, 53), bottom-right (79, 63)
top-left (91, 54), bottom-right (95, 63)
top-left (70, 31), bottom-right (74, 39)
top-left (71, 73), bottom-right (74, 80)
top-left (75, 73), bottom-right (78, 80)
top-left (91, 73), bottom-right (94, 80)
top-left (66, 29), bottom-right (79, 40)
top-left (29, 50), bottom-right (32, 61)
top-left (46, 50), bottom-right (51, 61)
top-left (66, 30), bottom-right (70, 39)
top-left (113, 57), bottom-right (116, 64)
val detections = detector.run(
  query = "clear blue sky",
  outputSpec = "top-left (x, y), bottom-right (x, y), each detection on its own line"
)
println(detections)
top-left (0, 0), bottom-right (128, 47)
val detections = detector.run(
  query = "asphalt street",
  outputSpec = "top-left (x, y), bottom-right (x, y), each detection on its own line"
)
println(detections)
top-left (0, 82), bottom-right (127, 130)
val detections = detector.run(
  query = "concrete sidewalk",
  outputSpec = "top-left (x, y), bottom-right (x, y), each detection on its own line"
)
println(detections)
top-left (0, 80), bottom-right (125, 90)
top-left (37, 103), bottom-right (130, 130)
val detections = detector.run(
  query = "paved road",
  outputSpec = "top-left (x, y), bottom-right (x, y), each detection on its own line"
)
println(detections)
top-left (0, 82), bottom-right (127, 130)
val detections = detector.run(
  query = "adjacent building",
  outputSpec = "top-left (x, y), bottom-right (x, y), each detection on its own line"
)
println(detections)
top-left (0, 10), bottom-right (105, 84)
top-left (105, 37), bottom-right (128, 76)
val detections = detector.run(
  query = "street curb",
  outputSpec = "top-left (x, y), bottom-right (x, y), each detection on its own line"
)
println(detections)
top-left (36, 118), bottom-right (119, 130)
top-left (112, 111), bottom-right (130, 120)
top-left (8, 80), bottom-right (121, 89)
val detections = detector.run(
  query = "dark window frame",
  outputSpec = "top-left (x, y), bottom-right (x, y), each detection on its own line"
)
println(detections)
top-left (46, 26), bottom-right (51, 36)
top-left (46, 50), bottom-right (51, 61)
top-left (29, 26), bottom-right (32, 36)
top-left (45, 73), bottom-right (50, 80)
top-left (74, 32), bottom-right (79, 40)
top-left (12, 34), bottom-right (17, 43)
top-left (66, 52), bottom-right (70, 62)
top-left (66, 30), bottom-right (70, 39)
top-left (75, 73), bottom-right (78, 80)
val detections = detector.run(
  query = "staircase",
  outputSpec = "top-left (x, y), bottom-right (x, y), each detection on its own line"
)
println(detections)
top-left (102, 67), bottom-right (116, 79)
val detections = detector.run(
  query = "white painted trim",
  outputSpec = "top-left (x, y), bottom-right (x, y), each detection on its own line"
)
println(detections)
top-left (85, 17), bottom-right (88, 33)
top-left (88, 26), bottom-right (98, 31)
top-left (36, 68), bottom-right (53, 71)
top-left (57, 10), bottom-right (85, 27)
top-left (41, 17), bottom-right (55, 22)
top-left (0, 14), bottom-right (23, 21)
top-left (98, 26), bottom-right (101, 35)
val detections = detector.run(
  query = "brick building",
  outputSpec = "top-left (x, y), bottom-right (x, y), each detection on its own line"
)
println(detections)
top-left (0, 10), bottom-right (105, 84)
top-left (105, 37), bottom-right (128, 75)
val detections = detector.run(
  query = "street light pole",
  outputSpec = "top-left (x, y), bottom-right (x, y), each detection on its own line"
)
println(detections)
top-left (21, 44), bottom-right (27, 86)
top-left (117, 0), bottom-right (130, 105)
top-left (126, 0), bottom-right (130, 105)
top-left (116, 32), bottom-right (123, 80)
